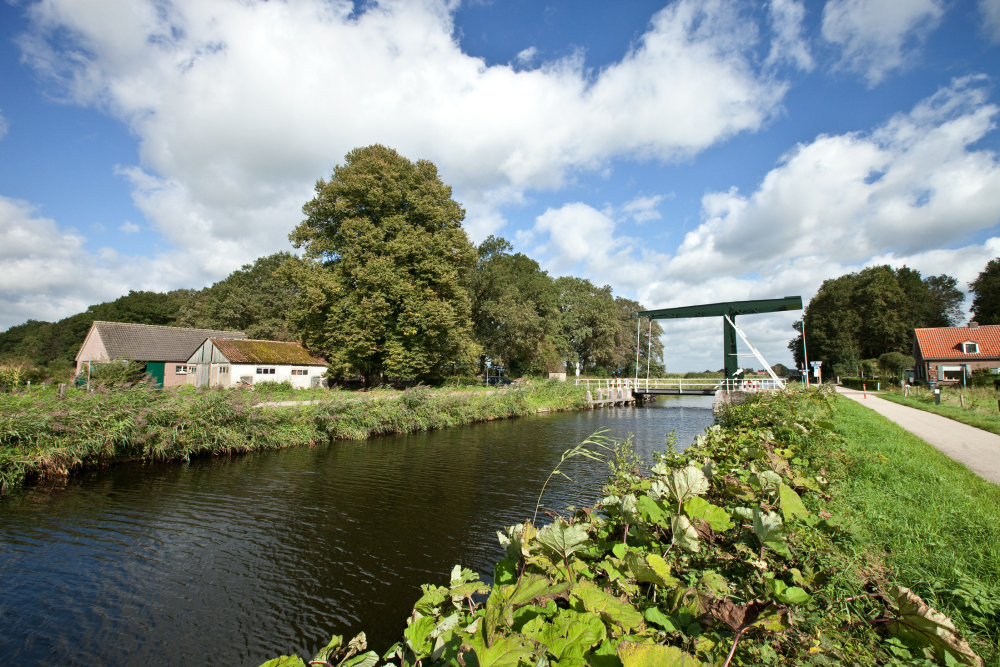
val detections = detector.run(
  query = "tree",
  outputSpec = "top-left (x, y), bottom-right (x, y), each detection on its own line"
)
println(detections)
top-left (555, 277), bottom-right (619, 374)
top-left (790, 265), bottom-right (963, 376)
top-left (969, 258), bottom-right (1000, 325)
top-left (179, 253), bottom-right (298, 340)
top-left (467, 236), bottom-right (562, 376)
top-left (288, 145), bottom-right (478, 383)
top-left (877, 352), bottom-right (915, 380)
top-left (608, 297), bottom-right (664, 378)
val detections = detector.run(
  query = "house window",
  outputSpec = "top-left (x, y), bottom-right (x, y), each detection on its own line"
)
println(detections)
top-left (256, 368), bottom-right (276, 375)
top-left (963, 342), bottom-right (979, 354)
top-left (291, 369), bottom-right (308, 375)
top-left (176, 365), bottom-right (191, 373)
top-left (940, 365), bottom-right (963, 380)
top-left (219, 366), bottom-right (229, 374)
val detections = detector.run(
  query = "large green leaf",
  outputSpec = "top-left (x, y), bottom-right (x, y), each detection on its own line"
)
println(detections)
top-left (670, 514), bottom-right (700, 553)
top-left (635, 495), bottom-right (669, 526)
top-left (697, 571), bottom-right (729, 597)
top-left (777, 483), bottom-right (809, 521)
top-left (498, 523), bottom-right (540, 559)
top-left (413, 585), bottom-right (450, 615)
top-left (765, 578), bottom-right (811, 605)
top-left (536, 519), bottom-right (593, 563)
top-left (624, 551), bottom-right (680, 588)
top-left (756, 470), bottom-right (782, 496)
top-left (752, 509), bottom-right (786, 555)
top-left (661, 466), bottom-right (709, 506)
top-left (682, 497), bottom-right (734, 532)
top-left (521, 609), bottom-right (606, 662)
top-left (404, 615), bottom-right (438, 657)
top-left (616, 642), bottom-right (702, 667)
top-left (460, 627), bottom-right (537, 667)
top-left (886, 586), bottom-right (984, 667)
top-left (643, 607), bottom-right (682, 632)
top-left (571, 581), bottom-right (643, 631)
top-left (258, 656), bottom-right (307, 667)
top-left (341, 652), bottom-right (378, 667)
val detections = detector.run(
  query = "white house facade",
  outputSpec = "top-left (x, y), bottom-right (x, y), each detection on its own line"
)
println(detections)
top-left (186, 338), bottom-right (328, 389)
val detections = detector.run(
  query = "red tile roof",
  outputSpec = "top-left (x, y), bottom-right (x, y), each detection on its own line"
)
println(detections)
top-left (914, 325), bottom-right (1000, 360)
top-left (209, 338), bottom-right (327, 365)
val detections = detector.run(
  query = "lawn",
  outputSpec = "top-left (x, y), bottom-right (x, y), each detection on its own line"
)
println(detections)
top-left (879, 385), bottom-right (1000, 436)
top-left (828, 395), bottom-right (1000, 663)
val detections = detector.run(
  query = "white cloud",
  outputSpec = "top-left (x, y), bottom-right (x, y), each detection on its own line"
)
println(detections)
top-left (623, 195), bottom-right (665, 223)
top-left (765, 0), bottom-right (814, 71)
top-left (822, 0), bottom-right (944, 85)
top-left (119, 220), bottom-right (140, 234)
top-left (515, 46), bottom-right (538, 64)
top-left (981, 0), bottom-right (1000, 42)
top-left (524, 79), bottom-right (1000, 369)
top-left (0, 195), bottom-right (222, 330)
top-left (18, 0), bottom-right (788, 260)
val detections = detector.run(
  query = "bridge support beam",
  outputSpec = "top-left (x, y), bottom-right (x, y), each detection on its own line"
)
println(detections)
top-left (724, 314), bottom-right (739, 379)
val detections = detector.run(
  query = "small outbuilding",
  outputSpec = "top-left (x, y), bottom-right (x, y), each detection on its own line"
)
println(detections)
top-left (186, 338), bottom-right (328, 388)
top-left (912, 322), bottom-right (1000, 384)
top-left (75, 321), bottom-right (245, 387)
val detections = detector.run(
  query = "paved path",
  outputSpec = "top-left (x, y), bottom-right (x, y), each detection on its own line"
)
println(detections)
top-left (836, 387), bottom-right (1000, 485)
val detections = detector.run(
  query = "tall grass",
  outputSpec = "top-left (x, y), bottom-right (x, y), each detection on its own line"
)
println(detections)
top-left (0, 381), bottom-right (587, 491)
top-left (880, 384), bottom-right (1000, 436)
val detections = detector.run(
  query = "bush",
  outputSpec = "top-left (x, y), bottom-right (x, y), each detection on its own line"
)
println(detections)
top-left (254, 380), bottom-right (295, 393)
top-left (970, 368), bottom-right (998, 389)
top-left (88, 359), bottom-right (149, 387)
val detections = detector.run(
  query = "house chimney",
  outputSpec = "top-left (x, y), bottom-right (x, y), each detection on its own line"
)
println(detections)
top-left (969, 321), bottom-right (980, 329)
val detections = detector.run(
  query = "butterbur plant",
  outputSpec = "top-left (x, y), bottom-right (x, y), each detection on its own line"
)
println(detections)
top-left (258, 388), bottom-right (986, 667)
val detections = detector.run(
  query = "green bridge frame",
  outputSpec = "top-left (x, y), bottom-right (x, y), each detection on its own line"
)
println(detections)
top-left (638, 296), bottom-right (803, 379)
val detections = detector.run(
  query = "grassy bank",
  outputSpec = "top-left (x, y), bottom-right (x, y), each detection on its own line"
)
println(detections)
top-left (0, 381), bottom-right (587, 492)
top-left (261, 387), bottom-right (993, 667)
top-left (879, 386), bottom-right (1000, 436)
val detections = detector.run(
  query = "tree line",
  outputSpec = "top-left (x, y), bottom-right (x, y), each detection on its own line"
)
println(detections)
top-left (1, 146), bottom-right (664, 384)
top-left (788, 260), bottom-right (1000, 379)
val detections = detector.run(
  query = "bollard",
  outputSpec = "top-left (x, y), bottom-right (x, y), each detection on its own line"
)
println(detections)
top-left (58, 383), bottom-right (66, 399)
top-left (934, 388), bottom-right (941, 405)
top-left (863, 383), bottom-right (867, 399)
top-left (960, 395), bottom-right (966, 408)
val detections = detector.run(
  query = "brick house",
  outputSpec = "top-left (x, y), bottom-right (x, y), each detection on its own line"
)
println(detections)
top-left (912, 322), bottom-right (1000, 385)
top-left (75, 321), bottom-right (245, 387)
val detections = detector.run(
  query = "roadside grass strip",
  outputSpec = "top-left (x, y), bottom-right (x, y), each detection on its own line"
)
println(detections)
top-left (829, 396), bottom-right (1000, 663)
top-left (879, 389), bottom-right (1000, 437)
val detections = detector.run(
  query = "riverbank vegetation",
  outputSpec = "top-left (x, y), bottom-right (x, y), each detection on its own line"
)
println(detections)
top-left (260, 387), bottom-right (995, 667)
top-left (0, 381), bottom-right (586, 492)
top-left (879, 385), bottom-right (1000, 436)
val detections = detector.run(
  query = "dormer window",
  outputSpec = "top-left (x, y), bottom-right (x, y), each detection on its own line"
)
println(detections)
top-left (963, 342), bottom-right (979, 354)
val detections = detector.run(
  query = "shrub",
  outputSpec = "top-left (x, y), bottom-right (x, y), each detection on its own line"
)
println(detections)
top-left (88, 359), bottom-right (149, 386)
top-left (254, 380), bottom-right (295, 393)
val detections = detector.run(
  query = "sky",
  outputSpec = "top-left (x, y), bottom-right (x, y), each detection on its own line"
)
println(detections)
top-left (1, 0), bottom-right (999, 372)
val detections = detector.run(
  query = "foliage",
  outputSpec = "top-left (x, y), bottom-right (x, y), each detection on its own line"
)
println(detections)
top-left (0, 362), bottom-right (27, 391)
top-left (789, 265), bottom-right (964, 376)
top-left (969, 257), bottom-right (1000, 326)
top-left (178, 252), bottom-right (298, 340)
top-left (260, 388), bottom-right (988, 667)
top-left (878, 352), bottom-right (916, 380)
top-left (87, 359), bottom-right (150, 387)
top-left (969, 368), bottom-right (998, 388)
top-left (468, 236), bottom-right (564, 376)
top-left (289, 145), bottom-right (480, 384)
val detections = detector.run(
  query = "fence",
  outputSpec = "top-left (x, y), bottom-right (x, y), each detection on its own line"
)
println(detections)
top-left (574, 377), bottom-right (785, 393)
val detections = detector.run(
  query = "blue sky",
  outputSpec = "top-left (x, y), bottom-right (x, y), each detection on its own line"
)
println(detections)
top-left (1, 0), bottom-right (999, 371)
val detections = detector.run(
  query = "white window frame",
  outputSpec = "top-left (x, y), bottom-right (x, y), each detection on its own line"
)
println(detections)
top-left (256, 367), bottom-right (276, 375)
top-left (963, 342), bottom-right (979, 354)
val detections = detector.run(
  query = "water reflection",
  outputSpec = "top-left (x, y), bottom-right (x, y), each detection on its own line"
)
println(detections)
top-left (0, 396), bottom-right (714, 666)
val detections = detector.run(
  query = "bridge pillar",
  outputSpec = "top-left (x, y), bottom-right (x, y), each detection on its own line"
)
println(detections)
top-left (724, 313), bottom-right (740, 379)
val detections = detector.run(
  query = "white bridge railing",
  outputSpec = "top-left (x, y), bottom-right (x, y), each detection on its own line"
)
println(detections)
top-left (574, 377), bottom-right (785, 393)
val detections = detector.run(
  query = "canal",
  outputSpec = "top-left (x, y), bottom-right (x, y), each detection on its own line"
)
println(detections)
top-left (0, 395), bottom-right (715, 666)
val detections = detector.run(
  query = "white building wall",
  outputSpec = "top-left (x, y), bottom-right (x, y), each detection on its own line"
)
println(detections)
top-left (230, 363), bottom-right (325, 389)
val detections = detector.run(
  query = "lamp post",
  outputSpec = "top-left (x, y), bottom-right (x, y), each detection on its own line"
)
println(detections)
top-left (795, 320), bottom-right (810, 388)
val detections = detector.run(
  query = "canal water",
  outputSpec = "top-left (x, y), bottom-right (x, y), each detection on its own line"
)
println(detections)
top-left (0, 396), bottom-right (715, 666)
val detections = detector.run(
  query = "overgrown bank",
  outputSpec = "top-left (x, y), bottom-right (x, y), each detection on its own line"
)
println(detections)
top-left (259, 387), bottom-right (996, 667)
top-left (0, 382), bottom-right (587, 492)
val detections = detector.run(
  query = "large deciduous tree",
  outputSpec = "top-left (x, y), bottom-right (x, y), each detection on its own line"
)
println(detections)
top-left (969, 258), bottom-right (1000, 325)
top-left (789, 265), bottom-right (964, 377)
top-left (467, 236), bottom-right (563, 376)
top-left (288, 145), bottom-right (478, 383)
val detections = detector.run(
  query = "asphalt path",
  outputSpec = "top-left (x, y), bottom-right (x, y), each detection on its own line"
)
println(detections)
top-left (836, 387), bottom-right (1000, 485)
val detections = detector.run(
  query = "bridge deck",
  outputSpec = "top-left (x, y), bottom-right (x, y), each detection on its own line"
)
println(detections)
top-left (633, 388), bottom-right (717, 396)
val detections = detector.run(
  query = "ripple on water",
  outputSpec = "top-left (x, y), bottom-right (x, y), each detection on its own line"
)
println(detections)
top-left (0, 396), bottom-right (715, 666)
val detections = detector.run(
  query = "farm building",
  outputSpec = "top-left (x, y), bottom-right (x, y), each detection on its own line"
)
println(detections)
top-left (912, 321), bottom-right (1000, 384)
top-left (75, 321), bottom-right (245, 387)
top-left (185, 338), bottom-right (328, 388)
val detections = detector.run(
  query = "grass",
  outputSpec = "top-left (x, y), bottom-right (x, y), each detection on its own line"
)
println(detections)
top-left (0, 380), bottom-right (587, 491)
top-left (878, 385), bottom-right (1000, 436)
top-left (826, 394), bottom-right (1000, 663)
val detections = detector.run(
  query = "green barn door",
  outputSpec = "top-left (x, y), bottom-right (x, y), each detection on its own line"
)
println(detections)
top-left (147, 362), bottom-right (165, 387)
